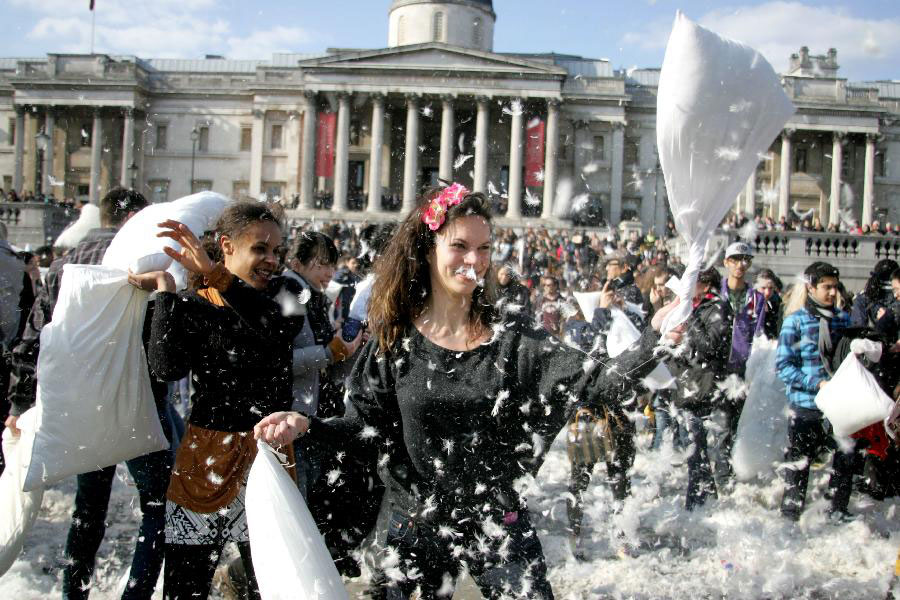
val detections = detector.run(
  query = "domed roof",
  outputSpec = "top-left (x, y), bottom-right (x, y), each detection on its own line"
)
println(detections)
top-left (391, 0), bottom-right (493, 9)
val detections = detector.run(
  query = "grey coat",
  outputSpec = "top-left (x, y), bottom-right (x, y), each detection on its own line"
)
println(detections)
top-left (283, 270), bottom-right (333, 416)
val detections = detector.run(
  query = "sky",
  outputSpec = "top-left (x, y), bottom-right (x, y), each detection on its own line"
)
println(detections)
top-left (0, 0), bottom-right (898, 82)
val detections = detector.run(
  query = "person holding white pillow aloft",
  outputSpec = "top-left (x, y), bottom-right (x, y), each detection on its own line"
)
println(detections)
top-left (130, 201), bottom-right (305, 600)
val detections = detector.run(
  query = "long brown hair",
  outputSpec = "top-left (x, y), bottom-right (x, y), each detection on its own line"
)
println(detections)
top-left (188, 201), bottom-right (282, 290)
top-left (369, 188), bottom-right (496, 354)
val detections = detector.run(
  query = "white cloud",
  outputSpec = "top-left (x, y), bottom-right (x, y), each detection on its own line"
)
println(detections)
top-left (620, 2), bottom-right (900, 79)
top-left (13, 0), bottom-right (316, 59)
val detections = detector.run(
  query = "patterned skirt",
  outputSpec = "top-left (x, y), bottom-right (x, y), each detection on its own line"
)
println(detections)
top-left (165, 485), bottom-right (249, 546)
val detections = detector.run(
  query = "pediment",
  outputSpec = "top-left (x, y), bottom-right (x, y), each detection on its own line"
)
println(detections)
top-left (300, 44), bottom-right (566, 77)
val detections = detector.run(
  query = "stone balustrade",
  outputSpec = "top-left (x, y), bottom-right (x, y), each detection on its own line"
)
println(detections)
top-left (1, 203), bottom-right (77, 249)
top-left (668, 229), bottom-right (900, 291)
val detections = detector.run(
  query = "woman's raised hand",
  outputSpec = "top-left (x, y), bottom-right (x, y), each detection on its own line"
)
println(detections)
top-left (157, 220), bottom-right (216, 276)
top-left (253, 411), bottom-right (309, 446)
top-left (128, 270), bottom-right (176, 293)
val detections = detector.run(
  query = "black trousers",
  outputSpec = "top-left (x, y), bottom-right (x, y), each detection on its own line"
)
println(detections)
top-left (780, 407), bottom-right (857, 520)
top-left (382, 508), bottom-right (554, 600)
top-left (163, 542), bottom-right (259, 600)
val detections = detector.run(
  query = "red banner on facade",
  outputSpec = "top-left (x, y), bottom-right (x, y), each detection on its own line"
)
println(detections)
top-left (315, 112), bottom-right (336, 178)
top-left (524, 119), bottom-right (545, 187)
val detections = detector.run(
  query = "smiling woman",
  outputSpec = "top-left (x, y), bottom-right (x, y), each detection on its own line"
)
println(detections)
top-left (254, 184), bottom-right (675, 598)
top-left (129, 201), bottom-right (307, 599)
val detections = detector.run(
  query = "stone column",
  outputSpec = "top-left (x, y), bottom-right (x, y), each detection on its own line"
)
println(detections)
top-left (743, 169), bottom-right (756, 216)
top-left (249, 108), bottom-right (264, 198)
top-left (862, 133), bottom-right (876, 226)
top-left (778, 129), bottom-right (793, 220)
top-left (285, 110), bottom-right (301, 198)
top-left (42, 110), bottom-right (55, 195)
top-left (506, 98), bottom-right (524, 219)
top-left (610, 122), bottom-right (625, 226)
top-left (541, 99), bottom-right (560, 220)
top-left (13, 106), bottom-right (25, 193)
top-left (89, 109), bottom-right (103, 204)
top-left (367, 93), bottom-right (385, 213)
top-left (828, 131), bottom-right (843, 227)
top-left (300, 92), bottom-right (317, 210)
top-left (332, 93), bottom-right (351, 213)
top-left (119, 108), bottom-right (134, 188)
top-left (402, 94), bottom-right (420, 213)
top-left (473, 96), bottom-right (489, 193)
top-left (439, 96), bottom-right (454, 182)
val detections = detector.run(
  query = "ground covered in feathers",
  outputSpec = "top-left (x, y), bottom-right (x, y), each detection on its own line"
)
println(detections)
top-left (1, 424), bottom-right (897, 599)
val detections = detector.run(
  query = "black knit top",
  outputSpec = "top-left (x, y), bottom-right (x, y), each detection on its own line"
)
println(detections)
top-left (309, 315), bottom-right (660, 514)
top-left (148, 276), bottom-right (305, 432)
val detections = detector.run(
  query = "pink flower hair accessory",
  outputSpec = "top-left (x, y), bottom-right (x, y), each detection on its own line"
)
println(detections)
top-left (421, 183), bottom-right (470, 231)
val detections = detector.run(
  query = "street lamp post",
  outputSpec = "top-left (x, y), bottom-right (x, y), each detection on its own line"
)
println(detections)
top-left (189, 127), bottom-right (199, 194)
top-left (35, 129), bottom-right (50, 198)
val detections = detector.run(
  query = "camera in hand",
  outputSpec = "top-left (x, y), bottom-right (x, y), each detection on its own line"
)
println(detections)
top-left (342, 318), bottom-right (363, 342)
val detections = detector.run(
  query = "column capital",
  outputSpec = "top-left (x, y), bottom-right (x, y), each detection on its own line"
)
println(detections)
top-left (547, 98), bottom-right (562, 109)
top-left (287, 109), bottom-right (301, 119)
top-left (252, 108), bottom-right (265, 119)
top-left (610, 121), bottom-right (625, 131)
top-left (475, 95), bottom-right (490, 106)
top-left (440, 94), bottom-right (455, 104)
top-left (122, 107), bottom-right (134, 118)
top-left (92, 106), bottom-right (103, 117)
top-left (369, 92), bottom-right (386, 103)
top-left (866, 132), bottom-right (881, 143)
top-left (14, 105), bottom-right (26, 116)
top-left (336, 91), bottom-right (352, 101)
top-left (782, 128), bottom-right (796, 139)
top-left (832, 130), bottom-right (846, 142)
top-left (405, 93), bottom-right (420, 106)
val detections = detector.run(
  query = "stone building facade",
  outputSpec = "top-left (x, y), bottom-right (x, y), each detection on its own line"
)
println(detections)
top-left (0, 0), bottom-right (897, 231)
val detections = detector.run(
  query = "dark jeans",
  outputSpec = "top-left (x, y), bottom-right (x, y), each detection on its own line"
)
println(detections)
top-left (62, 446), bottom-right (174, 599)
top-left (382, 508), bottom-right (554, 600)
top-left (163, 541), bottom-right (259, 600)
top-left (684, 410), bottom-right (717, 511)
top-left (780, 406), bottom-right (856, 520)
top-left (651, 392), bottom-right (689, 451)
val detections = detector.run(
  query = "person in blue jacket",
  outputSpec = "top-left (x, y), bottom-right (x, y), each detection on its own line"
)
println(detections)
top-left (775, 261), bottom-right (855, 521)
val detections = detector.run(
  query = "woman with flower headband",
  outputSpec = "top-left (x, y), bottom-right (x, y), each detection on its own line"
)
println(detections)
top-left (256, 185), bottom-right (675, 599)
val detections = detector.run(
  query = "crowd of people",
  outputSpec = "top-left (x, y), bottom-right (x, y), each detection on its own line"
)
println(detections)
top-left (721, 211), bottom-right (900, 236)
top-left (0, 183), bottom-right (898, 599)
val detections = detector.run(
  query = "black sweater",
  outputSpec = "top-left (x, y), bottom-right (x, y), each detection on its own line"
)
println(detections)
top-left (309, 315), bottom-right (661, 515)
top-left (148, 276), bottom-right (305, 432)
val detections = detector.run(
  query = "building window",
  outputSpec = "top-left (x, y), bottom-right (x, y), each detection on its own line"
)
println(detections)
top-left (7, 119), bottom-right (14, 145)
top-left (473, 18), bottom-right (482, 47)
top-left (3, 175), bottom-right (11, 191)
top-left (398, 15), bottom-right (405, 45)
top-left (156, 125), bottom-right (167, 150)
top-left (263, 181), bottom-right (285, 200)
top-left (232, 181), bottom-right (250, 200)
top-left (841, 145), bottom-right (855, 180)
top-left (593, 135), bottom-right (606, 161)
top-left (80, 123), bottom-right (92, 147)
top-left (191, 179), bottom-right (213, 194)
top-left (76, 184), bottom-right (90, 197)
top-left (876, 150), bottom-right (886, 178)
top-left (270, 124), bottom-right (283, 150)
top-left (794, 148), bottom-right (807, 173)
top-left (624, 136), bottom-right (639, 167)
top-left (198, 126), bottom-right (210, 152)
top-left (433, 12), bottom-right (444, 41)
top-left (148, 179), bottom-right (169, 203)
top-left (349, 120), bottom-right (361, 146)
top-left (240, 127), bottom-right (252, 151)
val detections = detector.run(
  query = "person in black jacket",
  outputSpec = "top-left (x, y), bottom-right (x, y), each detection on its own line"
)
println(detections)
top-left (668, 267), bottom-right (734, 511)
top-left (6, 188), bottom-right (177, 600)
top-left (254, 185), bottom-right (678, 599)
top-left (132, 201), bottom-right (305, 600)
top-left (851, 259), bottom-right (899, 329)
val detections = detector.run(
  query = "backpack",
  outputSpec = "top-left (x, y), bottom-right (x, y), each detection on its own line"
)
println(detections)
top-left (566, 407), bottom-right (617, 465)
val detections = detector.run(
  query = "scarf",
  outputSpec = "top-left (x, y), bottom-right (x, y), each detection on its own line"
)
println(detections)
top-left (805, 295), bottom-right (836, 376)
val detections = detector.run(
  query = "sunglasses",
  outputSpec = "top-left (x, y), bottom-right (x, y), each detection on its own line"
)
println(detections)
top-left (728, 255), bottom-right (753, 264)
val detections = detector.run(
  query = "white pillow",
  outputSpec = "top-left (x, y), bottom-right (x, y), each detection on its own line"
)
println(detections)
top-left (102, 191), bottom-right (230, 275)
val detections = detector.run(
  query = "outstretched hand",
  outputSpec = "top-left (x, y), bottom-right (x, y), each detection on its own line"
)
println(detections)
top-left (254, 411), bottom-right (309, 446)
top-left (157, 220), bottom-right (216, 276)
